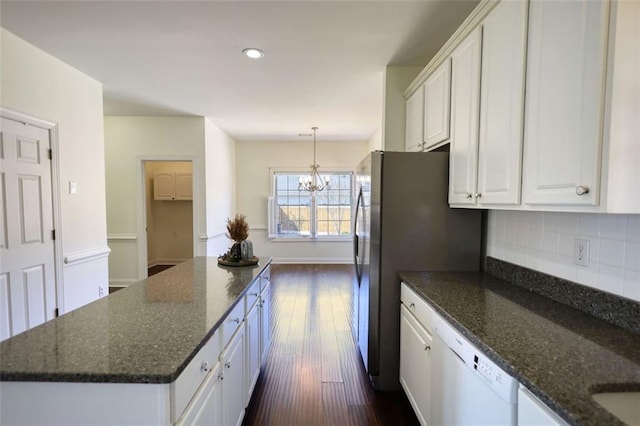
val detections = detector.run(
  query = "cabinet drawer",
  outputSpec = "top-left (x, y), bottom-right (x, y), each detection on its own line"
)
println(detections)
top-left (171, 329), bottom-right (220, 422)
top-left (220, 302), bottom-right (245, 351)
top-left (245, 279), bottom-right (261, 312)
top-left (401, 283), bottom-right (434, 332)
top-left (260, 265), bottom-right (271, 291)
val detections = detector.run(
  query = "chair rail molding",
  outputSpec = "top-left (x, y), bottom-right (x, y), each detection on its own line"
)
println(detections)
top-left (64, 246), bottom-right (111, 267)
top-left (107, 234), bottom-right (138, 241)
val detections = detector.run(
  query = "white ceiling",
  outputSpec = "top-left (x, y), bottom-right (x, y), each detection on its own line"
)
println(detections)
top-left (0, 0), bottom-right (479, 142)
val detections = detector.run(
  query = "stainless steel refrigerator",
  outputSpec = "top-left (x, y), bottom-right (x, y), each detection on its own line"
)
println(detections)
top-left (352, 151), bottom-right (483, 390)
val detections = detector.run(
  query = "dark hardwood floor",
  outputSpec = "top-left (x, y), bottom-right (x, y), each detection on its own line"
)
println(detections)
top-left (243, 264), bottom-right (419, 426)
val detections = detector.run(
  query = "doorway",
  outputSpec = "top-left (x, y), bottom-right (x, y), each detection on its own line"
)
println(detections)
top-left (143, 161), bottom-right (193, 277)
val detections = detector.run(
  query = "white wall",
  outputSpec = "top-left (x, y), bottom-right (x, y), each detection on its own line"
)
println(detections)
top-left (487, 210), bottom-right (640, 302)
top-left (382, 65), bottom-right (422, 152)
top-left (368, 127), bottom-right (382, 152)
top-left (204, 117), bottom-right (236, 256)
top-left (235, 140), bottom-right (368, 263)
top-left (104, 116), bottom-right (205, 285)
top-left (1, 29), bottom-right (109, 313)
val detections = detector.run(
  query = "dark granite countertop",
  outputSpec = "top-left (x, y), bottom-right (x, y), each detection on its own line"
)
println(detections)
top-left (399, 271), bottom-right (640, 426)
top-left (0, 256), bottom-right (271, 384)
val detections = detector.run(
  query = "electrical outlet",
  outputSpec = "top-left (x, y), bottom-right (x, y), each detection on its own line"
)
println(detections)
top-left (99, 285), bottom-right (106, 297)
top-left (574, 238), bottom-right (590, 267)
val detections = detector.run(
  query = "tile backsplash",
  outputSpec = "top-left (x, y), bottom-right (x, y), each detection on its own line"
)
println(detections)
top-left (486, 211), bottom-right (640, 302)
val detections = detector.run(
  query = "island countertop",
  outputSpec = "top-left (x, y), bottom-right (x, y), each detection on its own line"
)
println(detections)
top-left (0, 256), bottom-right (272, 384)
top-left (399, 270), bottom-right (640, 426)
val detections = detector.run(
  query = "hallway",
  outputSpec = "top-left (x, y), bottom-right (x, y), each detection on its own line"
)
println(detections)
top-left (243, 264), bottom-right (419, 426)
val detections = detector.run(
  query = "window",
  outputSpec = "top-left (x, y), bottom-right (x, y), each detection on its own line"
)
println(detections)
top-left (269, 171), bottom-right (353, 239)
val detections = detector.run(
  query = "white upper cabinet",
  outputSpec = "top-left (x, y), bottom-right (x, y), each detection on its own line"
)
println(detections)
top-left (449, 0), bottom-right (527, 207)
top-left (522, 0), bottom-right (610, 206)
top-left (154, 171), bottom-right (193, 201)
top-left (423, 59), bottom-right (452, 150)
top-left (405, 86), bottom-right (425, 152)
top-left (477, 0), bottom-right (528, 205)
top-left (449, 27), bottom-right (482, 205)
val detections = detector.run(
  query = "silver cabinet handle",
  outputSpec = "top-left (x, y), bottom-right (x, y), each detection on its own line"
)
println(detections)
top-left (201, 361), bottom-right (210, 373)
top-left (474, 193), bottom-right (482, 199)
top-left (249, 292), bottom-right (259, 297)
top-left (225, 361), bottom-right (231, 369)
top-left (465, 193), bottom-right (473, 199)
top-left (409, 302), bottom-right (415, 308)
top-left (424, 344), bottom-right (431, 351)
top-left (230, 317), bottom-right (241, 324)
top-left (576, 186), bottom-right (590, 196)
top-left (218, 371), bottom-right (224, 381)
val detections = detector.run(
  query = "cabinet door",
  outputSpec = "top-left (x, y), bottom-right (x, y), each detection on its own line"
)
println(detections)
top-left (522, 0), bottom-right (609, 205)
top-left (221, 327), bottom-right (246, 426)
top-left (449, 27), bottom-right (482, 205)
top-left (518, 385), bottom-right (568, 426)
top-left (406, 86), bottom-right (425, 152)
top-left (154, 172), bottom-right (175, 200)
top-left (245, 302), bottom-right (261, 407)
top-left (477, 0), bottom-right (528, 205)
top-left (177, 362), bottom-right (223, 426)
top-left (424, 58), bottom-right (452, 149)
top-left (259, 281), bottom-right (271, 365)
top-left (174, 172), bottom-right (193, 200)
top-left (400, 305), bottom-right (432, 426)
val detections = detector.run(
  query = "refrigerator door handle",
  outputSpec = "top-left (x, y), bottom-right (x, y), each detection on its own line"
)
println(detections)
top-left (353, 187), bottom-right (363, 284)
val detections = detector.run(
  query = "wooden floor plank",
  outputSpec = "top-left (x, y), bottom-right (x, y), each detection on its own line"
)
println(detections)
top-left (242, 264), bottom-right (419, 426)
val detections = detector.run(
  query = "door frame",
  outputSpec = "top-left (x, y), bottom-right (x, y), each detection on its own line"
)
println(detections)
top-left (0, 107), bottom-right (64, 314)
top-left (136, 156), bottom-right (199, 280)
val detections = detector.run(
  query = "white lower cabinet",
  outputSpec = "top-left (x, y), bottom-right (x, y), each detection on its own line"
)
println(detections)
top-left (400, 304), bottom-right (433, 426)
top-left (221, 325), bottom-right (246, 426)
top-left (259, 280), bottom-right (271, 365)
top-left (177, 362), bottom-right (223, 426)
top-left (400, 283), bottom-right (434, 426)
top-left (518, 385), bottom-right (568, 426)
top-left (245, 299), bottom-right (261, 406)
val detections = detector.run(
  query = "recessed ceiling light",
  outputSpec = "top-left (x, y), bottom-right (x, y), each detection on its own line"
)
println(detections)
top-left (242, 48), bottom-right (264, 59)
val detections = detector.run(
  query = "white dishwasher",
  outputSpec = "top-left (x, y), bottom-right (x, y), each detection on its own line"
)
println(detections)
top-left (431, 312), bottom-right (517, 425)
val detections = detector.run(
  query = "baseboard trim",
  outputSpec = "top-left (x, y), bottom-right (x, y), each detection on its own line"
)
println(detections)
top-left (109, 279), bottom-right (138, 286)
top-left (272, 258), bottom-right (352, 265)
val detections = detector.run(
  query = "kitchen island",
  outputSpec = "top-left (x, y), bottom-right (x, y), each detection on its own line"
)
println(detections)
top-left (0, 256), bottom-right (272, 425)
top-left (400, 258), bottom-right (640, 426)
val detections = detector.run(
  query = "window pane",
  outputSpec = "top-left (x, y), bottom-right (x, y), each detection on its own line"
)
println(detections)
top-left (315, 172), bottom-right (352, 236)
top-left (273, 171), bottom-right (352, 238)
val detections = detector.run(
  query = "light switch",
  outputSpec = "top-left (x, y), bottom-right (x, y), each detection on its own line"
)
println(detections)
top-left (69, 181), bottom-right (78, 194)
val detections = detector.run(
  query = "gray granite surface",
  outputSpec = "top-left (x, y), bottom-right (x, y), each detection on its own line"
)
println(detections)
top-left (486, 256), bottom-right (640, 334)
top-left (399, 270), bottom-right (640, 426)
top-left (0, 257), bottom-right (271, 384)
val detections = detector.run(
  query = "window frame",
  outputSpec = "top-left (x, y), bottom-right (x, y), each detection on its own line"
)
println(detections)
top-left (268, 167), bottom-right (355, 242)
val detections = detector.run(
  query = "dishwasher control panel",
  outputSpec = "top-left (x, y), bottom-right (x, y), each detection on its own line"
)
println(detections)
top-left (474, 355), bottom-right (506, 386)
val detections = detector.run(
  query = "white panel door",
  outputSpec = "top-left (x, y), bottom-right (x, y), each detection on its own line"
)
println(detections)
top-left (522, 0), bottom-right (609, 205)
top-left (477, 0), bottom-right (528, 205)
top-left (448, 26), bottom-right (482, 205)
top-left (0, 117), bottom-right (56, 340)
top-left (423, 58), bottom-right (452, 150)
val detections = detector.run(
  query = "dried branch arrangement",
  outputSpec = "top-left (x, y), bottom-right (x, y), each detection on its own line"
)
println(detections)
top-left (226, 213), bottom-right (249, 242)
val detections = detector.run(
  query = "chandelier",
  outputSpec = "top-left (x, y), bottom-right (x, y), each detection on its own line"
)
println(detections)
top-left (298, 126), bottom-right (330, 192)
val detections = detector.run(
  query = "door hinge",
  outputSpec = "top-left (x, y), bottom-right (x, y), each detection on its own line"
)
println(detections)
top-left (48, 149), bottom-right (53, 160)
top-left (54, 308), bottom-right (59, 318)
top-left (52, 229), bottom-right (56, 240)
